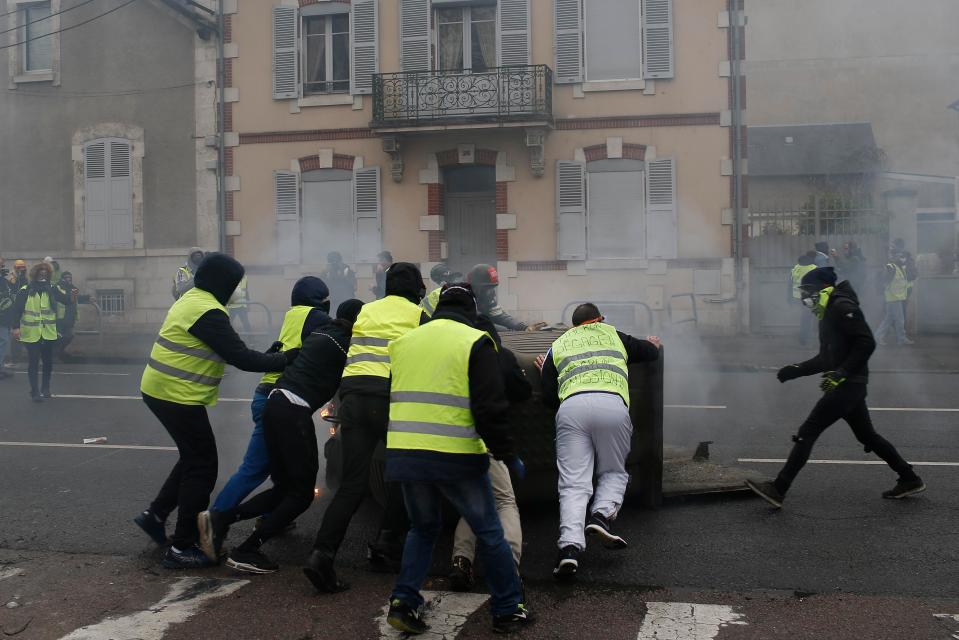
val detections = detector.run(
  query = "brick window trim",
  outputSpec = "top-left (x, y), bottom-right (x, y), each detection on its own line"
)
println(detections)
top-left (583, 143), bottom-right (647, 162)
top-left (298, 153), bottom-right (356, 172)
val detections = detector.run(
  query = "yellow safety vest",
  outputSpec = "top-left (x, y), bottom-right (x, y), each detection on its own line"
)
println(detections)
top-left (885, 263), bottom-right (909, 303)
top-left (791, 264), bottom-right (817, 299)
top-left (342, 295), bottom-right (422, 379)
top-left (260, 305), bottom-right (313, 385)
top-left (228, 275), bottom-right (249, 309)
top-left (420, 287), bottom-right (441, 317)
top-left (19, 287), bottom-right (58, 343)
top-left (551, 322), bottom-right (630, 406)
top-left (387, 319), bottom-right (490, 455)
top-left (140, 288), bottom-right (227, 406)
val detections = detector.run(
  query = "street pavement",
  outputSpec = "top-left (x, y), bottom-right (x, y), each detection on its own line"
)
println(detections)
top-left (0, 339), bottom-right (957, 639)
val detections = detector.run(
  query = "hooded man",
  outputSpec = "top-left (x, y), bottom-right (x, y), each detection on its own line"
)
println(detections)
top-left (321, 251), bottom-right (357, 311)
top-left (172, 247), bottom-right (205, 300)
top-left (746, 266), bottom-right (925, 508)
top-left (136, 253), bottom-right (298, 569)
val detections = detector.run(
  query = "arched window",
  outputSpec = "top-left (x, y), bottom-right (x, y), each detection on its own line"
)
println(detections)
top-left (83, 138), bottom-right (133, 249)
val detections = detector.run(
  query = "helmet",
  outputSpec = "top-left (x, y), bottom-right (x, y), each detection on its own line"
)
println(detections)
top-left (14, 260), bottom-right (26, 269)
top-left (429, 263), bottom-right (461, 285)
top-left (467, 264), bottom-right (499, 288)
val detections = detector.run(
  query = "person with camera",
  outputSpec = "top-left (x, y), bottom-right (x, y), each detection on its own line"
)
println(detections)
top-left (10, 261), bottom-right (70, 400)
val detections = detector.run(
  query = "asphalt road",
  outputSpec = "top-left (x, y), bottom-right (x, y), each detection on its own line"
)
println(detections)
top-left (0, 357), bottom-right (956, 639)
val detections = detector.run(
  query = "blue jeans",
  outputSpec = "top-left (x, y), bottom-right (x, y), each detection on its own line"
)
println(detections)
top-left (212, 390), bottom-right (270, 512)
top-left (392, 474), bottom-right (522, 617)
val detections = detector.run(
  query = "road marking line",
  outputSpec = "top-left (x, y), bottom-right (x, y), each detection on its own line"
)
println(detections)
top-left (871, 407), bottom-right (959, 412)
top-left (638, 602), bottom-right (746, 639)
top-left (0, 441), bottom-right (176, 452)
top-left (740, 458), bottom-right (959, 467)
top-left (378, 591), bottom-right (489, 639)
top-left (59, 577), bottom-right (247, 640)
top-left (665, 404), bottom-right (727, 410)
top-left (51, 394), bottom-right (250, 403)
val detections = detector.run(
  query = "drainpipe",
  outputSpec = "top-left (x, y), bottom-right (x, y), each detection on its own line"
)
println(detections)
top-left (730, 0), bottom-right (746, 333)
top-left (216, 0), bottom-right (226, 253)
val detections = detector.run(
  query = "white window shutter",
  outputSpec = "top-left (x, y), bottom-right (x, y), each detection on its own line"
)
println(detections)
top-left (642, 0), bottom-right (674, 79)
top-left (107, 140), bottom-right (134, 249)
top-left (497, 0), bottom-right (530, 67)
top-left (275, 171), bottom-right (301, 264)
top-left (353, 166), bottom-right (382, 263)
top-left (272, 5), bottom-right (299, 99)
top-left (84, 141), bottom-right (109, 249)
top-left (645, 157), bottom-right (677, 259)
top-left (556, 161), bottom-right (587, 260)
top-left (351, 0), bottom-right (378, 95)
top-left (400, 0), bottom-right (431, 72)
top-left (554, 0), bottom-right (583, 83)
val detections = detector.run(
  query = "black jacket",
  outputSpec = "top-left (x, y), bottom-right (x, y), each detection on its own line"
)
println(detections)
top-left (793, 280), bottom-right (874, 383)
top-left (0, 276), bottom-right (16, 328)
top-left (475, 314), bottom-right (532, 403)
top-left (276, 319), bottom-right (351, 411)
top-left (540, 327), bottom-right (661, 410)
top-left (289, 276), bottom-right (333, 340)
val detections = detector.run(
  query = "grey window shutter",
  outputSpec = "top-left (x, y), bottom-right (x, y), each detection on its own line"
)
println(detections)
top-left (645, 157), bottom-right (677, 259)
top-left (275, 171), bottom-right (301, 264)
top-left (400, 0), bottom-right (431, 72)
top-left (83, 141), bottom-right (109, 249)
top-left (353, 166), bottom-right (382, 263)
top-left (587, 170), bottom-right (646, 259)
top-left (642, 0), bottom-right (674, 79)
top-left (556, 160), bottom-right (587, 260)
top-left (272, 5), bottom-right (299, 99)
top-left (107, 139), bottom-right (134, 249)
top-left (554, 0), bottom-right (583, 83)
top-left (351, 0), bottom-right (378, 95)
top-left (497, 0), bottom-right (530, 67)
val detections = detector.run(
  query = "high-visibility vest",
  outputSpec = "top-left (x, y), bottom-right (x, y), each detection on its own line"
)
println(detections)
top-left (172, 266), bottom-right (194, 299)
top-left (342, 295), bottom-right (422, 380)
top-left (420, 287), bottom-right (441, 317)
top-left (140, 287), bottom-right (227, 406)
top-left (885, 263), bottom-right (909, 303)
top-left (260, 305), bottom-right (314, 385)
top-left (550, 322), bottom-right (630, 406)
top-left (791, 264), bottom-right (817, 299)
top-left (19, 286), bottom-right (58, 343)
top-left (228, 275), bottom-right (249, 309)
top-left (387, 319), bottom-right (490, 455)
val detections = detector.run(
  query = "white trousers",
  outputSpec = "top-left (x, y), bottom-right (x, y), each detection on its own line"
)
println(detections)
top-left (555, 392), bottom-right (633, 551)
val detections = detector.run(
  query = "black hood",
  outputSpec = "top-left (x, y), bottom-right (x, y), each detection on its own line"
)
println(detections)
top-left (194, 253), bottom-right (245, 306)
top-left (291, 276), bottom-right (330, 307)
top-left (830, 279), bottom-right (860, 306)
top-left (432, 283), bottom-right (479, 326)
top-left (385, 262), bottom-right (426, 304)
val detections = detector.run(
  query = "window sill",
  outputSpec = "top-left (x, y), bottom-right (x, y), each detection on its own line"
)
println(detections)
top-left (297, 93), bottom-right (355, 108)
top-left (584, 258), bottom-right (649, 270)
top-left (13, 72), bottom-right (54, 84)
top-left (581, 79), bottom-right (646, 93)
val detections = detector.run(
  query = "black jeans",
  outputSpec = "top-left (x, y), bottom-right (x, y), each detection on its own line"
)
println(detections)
top-left (143, 393), bottom-right (219, 549)
top-left (313, 393), bottom-right (408, 556)
top-left (25, 340), bottom-right (54, 395)
top-left (223, 393), bottom-right (319, 550)
top-left (775, 383), bottom-right (917, 493)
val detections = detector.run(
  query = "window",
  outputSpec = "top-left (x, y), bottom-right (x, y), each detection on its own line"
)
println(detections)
top-left (96, 290), bottom-right (125, 315)
top-left (436, 6), bottom-right (496, 72)
top-left (587, 162), bottom-right (646, 259)
top-left (83, 138), bottom-right (134, 250)
top-left (20, 1), bottom-right (53, 73)
top-left (303, 13), bottom-right (350, 95)
top-left (584, 0), bottom-right (642, 82)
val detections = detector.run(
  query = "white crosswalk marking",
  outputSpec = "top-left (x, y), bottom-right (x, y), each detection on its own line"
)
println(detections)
top-left (637, 602), bottom-right (746, 640)
top-left (378, 591), bottom-right (489, 640)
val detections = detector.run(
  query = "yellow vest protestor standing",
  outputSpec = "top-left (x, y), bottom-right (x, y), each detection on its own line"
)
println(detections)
top-left (11, 261), bottom-right (69, 400)
top-left (876, 255), bottom-right (914, 346)
top-left (535, 303), bottom-right (662, 580)
top-left (135, 253), bottom-right (294, 570)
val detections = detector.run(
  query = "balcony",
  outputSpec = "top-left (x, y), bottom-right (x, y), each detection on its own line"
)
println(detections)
top-left (371, 64), bottom-right (553, 131)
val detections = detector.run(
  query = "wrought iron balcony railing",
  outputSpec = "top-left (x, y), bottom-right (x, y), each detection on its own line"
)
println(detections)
top-left (372, 64), bottom-right (553, 128)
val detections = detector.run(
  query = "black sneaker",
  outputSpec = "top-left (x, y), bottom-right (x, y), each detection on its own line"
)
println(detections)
top-left (134, 509), bottom-right (168, 545)
top-left (303, 550), bottom-right (350, 593)
top-left (448, 555), bottom-right (475, 592)
top-left (492, 603), bottom-right (534, 635)
top-left (585, 512), bottom-right (628, 549)
top-left (161, 545), bottom-right (216, 570)
top-left (745, 479), bottom-right (784, 509)
top-left (882, 477), bottom-right (926, 499)
top-left (553, 545), bottom-right (579, 580)
top-left (197, 510), bottom-right (229, 562)
top-left (386, 599), bottom-right (429, 635)
top-left (30, 392), bottom-right (43, 403)
top-left (368, 543), bottom-right (402, 574)
top-left (40, 390), bottom-right (51, 399)
top-left (226, 548), bottom-right (279, 575)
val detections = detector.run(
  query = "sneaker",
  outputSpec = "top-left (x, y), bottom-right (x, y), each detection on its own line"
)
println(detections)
top-left (133, 509), bottom-right (168, 545)
top-left (899, 338), bottom-right (915, 346)
top-left (226, 548), bottom-right (279, 575)
top-left (197, 510), bottom-right (229, 562)
top-left (303, 550), bottom-right (350, 593)
top-left (448, 555), bottom-right (475, 592)
top-left (585, 512), bottom-right (628, 549)
top-left (30, 392), bottom-right (43, 403)
top-left (492, 603), bottom-right (534, 635)
top-left (386, 599), bottom-right (429, 635)
top-left (882, 477), bottom-right (926, 499)
top-left (368, 543), bottom-right (402, 574)
top-left (553, 545), bottom-right (579, 580)
top-left (745, 479), bottom-right (784, 509)
top-left (877, 337), bottom-right (888, 346)
top-left (40, 390), bottom-right (51, 399)
top-left (161, 545), bottom-right (216, 570)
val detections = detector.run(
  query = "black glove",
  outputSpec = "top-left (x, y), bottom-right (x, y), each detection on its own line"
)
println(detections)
top-left (266, 340), bottom-right (284, 354)
top-left (283, 348), bottom-right (301, 364)
top-left (776, 364), bottom-right (802, 383)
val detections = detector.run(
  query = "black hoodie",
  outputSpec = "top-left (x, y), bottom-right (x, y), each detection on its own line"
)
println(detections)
top-left (187, 253), bottom-right (287, 373)
top-left (793, 280), bottom-right (874, 383)
top-left (289, 276), bottom-right (332, 340)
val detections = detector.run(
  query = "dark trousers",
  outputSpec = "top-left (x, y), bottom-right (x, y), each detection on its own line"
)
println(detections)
top-left (775, 383), bottom-right (917, 493)
top-left (25, 340), bottom-right (54, 395)
top-left (313, 393), bottom-right (408, 556)
top-left (143, 393), bottom-right (219, 549)
top-left (223, 393), bottom-right (319, 550)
